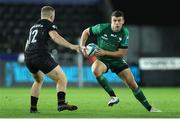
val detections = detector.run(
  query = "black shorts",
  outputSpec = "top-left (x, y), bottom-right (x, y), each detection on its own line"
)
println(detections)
top-left (25, 55), bottom-right (58, 74)
top-left (110, 64), bottom-right (129, 74)
top-left (100, 61), bottom-right (129, 74)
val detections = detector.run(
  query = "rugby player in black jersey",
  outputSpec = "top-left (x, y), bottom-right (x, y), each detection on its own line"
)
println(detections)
top-left (25, 6), bottom-right (79, 113)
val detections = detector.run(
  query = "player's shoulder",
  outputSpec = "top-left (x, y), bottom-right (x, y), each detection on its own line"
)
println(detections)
top-left (121, 26), bottom-right (129, 35)
top-left (122, 26), bottom-right (128, 32)
top-left (39, 19), bottom-right (58, 29)
top-left (98, 23), bottom-right (110, 29)
top-left (38, 19), bottom-right (54, 26)
top-left (30, 19), bottom-right (44, 30)
top-left (94, 23), bottom-right (110, 32)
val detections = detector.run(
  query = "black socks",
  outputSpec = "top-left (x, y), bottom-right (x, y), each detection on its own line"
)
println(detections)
top-left (31, 96), bottom-right (38, 110)
top-left (57, 92), bottom-right (66, 106)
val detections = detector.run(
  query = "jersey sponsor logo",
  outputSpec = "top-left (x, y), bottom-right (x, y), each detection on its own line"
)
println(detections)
top-left (31, 24), bottom-right (43, 30)
top-left (111, 34), bottom-right (117, 37)
top-left (103, 34), bottom-right (107, 37)
top-left (101, 36), bottom-right (108, 40)
top-left (101, 34), bottom-right (108, 40)
top-left (119, 37), bottom-right (122, 42)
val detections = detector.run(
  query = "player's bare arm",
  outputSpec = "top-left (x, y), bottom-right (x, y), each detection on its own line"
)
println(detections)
top-left (80, 28), bottom-right (90, 47)
top-left (49, 30), bottom-right (80, 52)
top-left (80, 28), bottom-right (90, 56)
top-left (95, 48), bottom-right (128, 57)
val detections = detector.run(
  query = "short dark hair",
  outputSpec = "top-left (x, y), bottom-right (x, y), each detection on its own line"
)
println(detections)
top-left (111, 10), bottom-right (124, 18)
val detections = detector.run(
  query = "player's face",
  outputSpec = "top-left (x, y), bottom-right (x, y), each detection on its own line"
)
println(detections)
top-left (111, 16), bottom-right (124, 32)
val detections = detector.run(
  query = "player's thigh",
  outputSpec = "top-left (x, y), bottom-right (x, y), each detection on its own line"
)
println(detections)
top-left (91, 59), bottom-right (108, 74)
top-left (39, 55), bottom-right (58, 74)
top-left (46, 65), bottom-right (67, 82)
top-left (117, 68), bottom-right (133, 81)
top-left (32, 71), bottom-right (44, 83)
top-left (117, 68), bottom-right (138, 88)
top-left (25, 59), bottom-right (39, 74)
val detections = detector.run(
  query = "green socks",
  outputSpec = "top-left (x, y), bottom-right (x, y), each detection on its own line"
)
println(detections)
top-left (132, 87), bottom-right (152, 111)
top-left (96, 75), bottom-right (116, 97)
top-left (97, 75), bottom-right (152, 111)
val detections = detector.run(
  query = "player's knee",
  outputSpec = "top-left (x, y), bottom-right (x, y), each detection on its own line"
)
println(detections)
top-left (92, 69), bottom-right (102, 77)
top-left (56, 77), bottom-right (67, 84)
top-left (35, 78), bottom-right (43, 84)
top-left (129, 84), bottom-right (138, 90)
top-left (33, 76), bottom-right (43, 84)
top-left (127, 80), bottom-right (138, 89)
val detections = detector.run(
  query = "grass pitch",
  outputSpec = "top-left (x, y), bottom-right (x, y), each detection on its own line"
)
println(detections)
top-left (0, 87), bottom-right (180, 118)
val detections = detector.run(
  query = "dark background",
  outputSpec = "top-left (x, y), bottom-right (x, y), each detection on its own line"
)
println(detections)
top-left (110, 0), bottom-right (180, 26)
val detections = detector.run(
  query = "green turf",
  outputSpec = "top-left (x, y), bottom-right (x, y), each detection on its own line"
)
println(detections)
top-left (0, 87), bottom-right (180, 118)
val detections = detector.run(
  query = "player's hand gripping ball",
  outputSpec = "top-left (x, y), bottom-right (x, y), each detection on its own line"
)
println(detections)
top-left (85, 43), bottom-right (99, 56)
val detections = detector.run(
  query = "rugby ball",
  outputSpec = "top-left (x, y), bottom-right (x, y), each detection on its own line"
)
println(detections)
top-left (86, 43), bottom-right (98, 56)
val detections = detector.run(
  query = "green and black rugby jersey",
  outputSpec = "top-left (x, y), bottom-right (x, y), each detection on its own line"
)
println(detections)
top-left (89, 23), bottom-right (129, 63)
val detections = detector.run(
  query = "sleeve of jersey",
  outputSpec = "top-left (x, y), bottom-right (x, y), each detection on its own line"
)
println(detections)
top-left (119, 28), bottom-right (129, 49)
top-left (46, 22), bottom-right (58, 32)
top-left (89, 24), bottom-right (101, 36)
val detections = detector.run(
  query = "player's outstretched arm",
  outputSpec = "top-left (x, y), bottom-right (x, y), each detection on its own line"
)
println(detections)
top-left (80, 28), bottom-right (90, 47)
top-left (80, 28), bottom-right (90, 57)
top-left (49, 30), bottom-right (80, 52)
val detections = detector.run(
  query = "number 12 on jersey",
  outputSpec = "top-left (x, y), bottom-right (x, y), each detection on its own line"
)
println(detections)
top-left (28, 29), bottom-right (38, 44)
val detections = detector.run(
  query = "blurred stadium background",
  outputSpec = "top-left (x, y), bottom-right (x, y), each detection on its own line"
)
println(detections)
top-left (0, 0), bottom-right (180, 88)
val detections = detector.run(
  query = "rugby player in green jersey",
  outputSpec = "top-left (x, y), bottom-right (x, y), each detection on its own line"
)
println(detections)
top-left (80, 10), bottom-right (161, 112)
